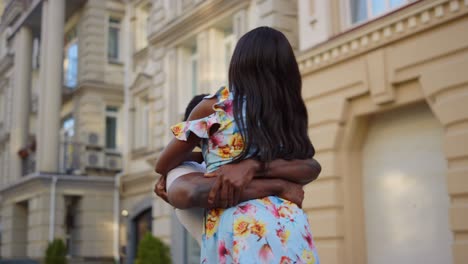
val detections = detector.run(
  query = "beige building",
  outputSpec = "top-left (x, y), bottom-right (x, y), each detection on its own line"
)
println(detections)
top-left (122, 0), bottom-right (468, 264)
top-left (0, 0), bottom-right (126, 262)
top-left (0, 0), bottom-right (467, 264)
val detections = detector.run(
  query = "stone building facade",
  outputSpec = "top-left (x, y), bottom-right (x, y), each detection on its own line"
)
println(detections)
top-left (122, 0), bottom-right (468, 264)
top-left (0, 0), bottom-right (467, 264)
top-left (0, 0), bottom-right (126, 262)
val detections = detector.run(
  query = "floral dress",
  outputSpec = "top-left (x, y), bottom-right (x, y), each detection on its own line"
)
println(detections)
top-left (171, 87), bottom-right (320, 264)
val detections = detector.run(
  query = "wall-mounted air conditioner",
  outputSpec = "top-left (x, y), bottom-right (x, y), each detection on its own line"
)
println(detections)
top-left (82, 149), bottom-right (104, 168)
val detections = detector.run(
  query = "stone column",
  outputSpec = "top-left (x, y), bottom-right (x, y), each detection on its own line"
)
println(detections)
top-left (9, 26), bottom-right (33, 179)
top-left (37, 0), bottom-right (65, 173)
top-left (196, 29), bottom-right (225, 94)
top-left (36, 0), bottom-right (48, 173)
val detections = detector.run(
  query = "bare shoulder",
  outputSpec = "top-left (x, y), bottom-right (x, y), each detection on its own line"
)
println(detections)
top-left (187, 97), bottom-right (217, 121)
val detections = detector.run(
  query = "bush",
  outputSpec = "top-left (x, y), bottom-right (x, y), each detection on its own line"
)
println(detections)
top-left (135, 232), bottom-right (171, 264)
top-left (44, 238), bottom-right (67, 264)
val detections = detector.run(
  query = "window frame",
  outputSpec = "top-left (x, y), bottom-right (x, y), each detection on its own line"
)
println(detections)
top-left (108, 17), bottom-right (121, 63)
top-left (63, 27), bottom-right (79, 88)
top-left (105, 106), bottom-right (119, 151)
top-left (343, 0), bottom-right (412, 28)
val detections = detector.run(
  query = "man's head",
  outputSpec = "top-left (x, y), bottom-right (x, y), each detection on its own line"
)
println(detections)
top-left (184, 94), bottom-right (209, 121)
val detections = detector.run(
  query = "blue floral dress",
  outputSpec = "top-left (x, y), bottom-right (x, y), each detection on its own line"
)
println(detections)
top-left (171, 87), bottom-right (320, 264)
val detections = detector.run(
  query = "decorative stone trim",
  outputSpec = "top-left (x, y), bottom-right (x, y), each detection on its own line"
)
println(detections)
top-left (148, 0), bottom-right (249, 46)
top-left (298, 0), bottom-right (468, 74)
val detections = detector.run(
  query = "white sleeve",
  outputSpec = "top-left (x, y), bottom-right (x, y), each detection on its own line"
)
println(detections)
top-left (166, 162), bottom-right (206, 190)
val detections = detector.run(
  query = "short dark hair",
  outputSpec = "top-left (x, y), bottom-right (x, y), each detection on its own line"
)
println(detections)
top-left (183, 94), bottom-right (209, 121)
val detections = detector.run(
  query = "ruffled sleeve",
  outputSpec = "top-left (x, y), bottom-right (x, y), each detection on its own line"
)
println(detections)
top-left (170, 86), bottom-right (233, 141)
top-left (170, 114), bottom-right (220, 141)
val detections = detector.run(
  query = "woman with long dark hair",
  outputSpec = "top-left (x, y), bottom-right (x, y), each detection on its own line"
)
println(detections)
top-left (156, 27), bottom-right (319, 263)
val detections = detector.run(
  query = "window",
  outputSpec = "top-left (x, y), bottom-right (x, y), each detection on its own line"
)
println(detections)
top-left (108, 18), bottom-right (121, 61)
top-left (64, 196), bottom-right (80, 256)
top-left (61, 116), bottom-right (75, 173)
top-left (63, 27), bottom-right (78, 88)
top-left (105, 106), bottom-right (118, 149)
top-left (62, 116), bottom-right (75, 138)
top-left (350, 0), bottom-right (409, 24)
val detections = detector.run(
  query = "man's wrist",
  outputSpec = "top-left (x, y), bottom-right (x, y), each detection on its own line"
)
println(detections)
top-left (243, 159), bottom-right (261, 171)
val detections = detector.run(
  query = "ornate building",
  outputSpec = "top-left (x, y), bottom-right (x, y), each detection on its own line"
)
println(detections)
top-left (0, 0), bottom-right (467, 264)
top-left (0, 0), bottom-right (125, 262)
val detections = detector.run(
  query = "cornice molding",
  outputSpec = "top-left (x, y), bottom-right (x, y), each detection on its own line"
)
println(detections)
top-left (130, 73), bottom-right (152, 94)
top-left (298, 0), bottom-right (468, 75)
top-left (0, 173), bottom-right (115, 196)
top-left (148, 0), bottom-right (249, 46)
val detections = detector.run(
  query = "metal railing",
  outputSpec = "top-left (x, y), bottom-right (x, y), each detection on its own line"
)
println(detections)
top-left (59, 140), bottom-right (83, 175)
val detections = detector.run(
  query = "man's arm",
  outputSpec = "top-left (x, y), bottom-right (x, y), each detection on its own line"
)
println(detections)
top-left (261, 158), bottom-right (321, 185)
top-left (167, 172), bottom-right (303, 209)
top-left (204, 158), bottom-right (321, 206)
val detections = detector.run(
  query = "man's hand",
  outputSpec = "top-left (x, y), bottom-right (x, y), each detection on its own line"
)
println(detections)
top-left (154, 176), bottom-right (169, 203)
top-left (205, 159), bottom-right (261, 208)
top-left (278, 181), bottom-right (305, 208)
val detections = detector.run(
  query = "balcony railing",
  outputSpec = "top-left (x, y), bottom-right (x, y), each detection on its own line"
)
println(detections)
top-left (21, 151), bottom-right (35, 176)
top-left (59, 140), bottom-right (123, 175)
top-left (59, 140), bottom-right (83, 175)
top-left (18, 139), bottom-right (123, 176)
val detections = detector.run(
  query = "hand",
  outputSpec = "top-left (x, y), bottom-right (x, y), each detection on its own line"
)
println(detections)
top-left (154, 176), bottom-right (169, 203)
top-left (205, 159), bottom-right (261, 208)
top-left (278, 181), bottom-right (305, 208)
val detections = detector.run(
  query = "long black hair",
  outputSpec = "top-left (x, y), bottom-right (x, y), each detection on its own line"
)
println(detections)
top-left (229, 26), bottom-right (314, 162)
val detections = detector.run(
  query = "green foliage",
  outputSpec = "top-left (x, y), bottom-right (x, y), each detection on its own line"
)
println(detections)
top-left (135, 232), bottom-right (171, 264)
top-left (44, 238), bottom-right (67, 264)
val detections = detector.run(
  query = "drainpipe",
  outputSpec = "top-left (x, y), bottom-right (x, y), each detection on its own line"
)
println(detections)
top-left (49, 176), bottom-right (58, 241)
top-left (114, 172), bottom-right (125, 264)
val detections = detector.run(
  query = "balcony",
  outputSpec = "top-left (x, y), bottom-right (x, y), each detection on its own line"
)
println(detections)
top-left (59, 137), bottom-right (122, 176)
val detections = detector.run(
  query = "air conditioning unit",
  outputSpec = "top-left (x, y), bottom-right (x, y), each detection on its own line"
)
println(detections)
top-left (105, 154), bottom-right (122, 171)
top-left (82, 149), bottom-right (104, 168)
top-left (81, 132), bottom-right (103, 147)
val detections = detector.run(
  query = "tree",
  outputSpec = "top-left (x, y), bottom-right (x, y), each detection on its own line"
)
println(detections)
top-left (135, 232), bottom-right (171, 264)
top-left (44, 238), bottom-right (67, 264)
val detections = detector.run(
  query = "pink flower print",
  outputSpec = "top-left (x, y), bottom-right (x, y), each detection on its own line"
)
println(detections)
top-left (234, 203), bottom-right (257, 216)
top-left (280, 256), bottom-right (293, 264)
top-left (258, 242), bottom-right (273, 264)
top-left (302, 225), bottom-right (315, 249)
top-left (276, 225), bottom-right (291, 246)
top-left (264, 203), bottom-right (280, 219)
top-left (218, 240), bottom-right (230, 264)
top-left (193, 120), bottom-right (207, 134)
top-left (223, 100), bottom-right (234, 117)
top-left (210, 133), bottom-right (224, 148)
